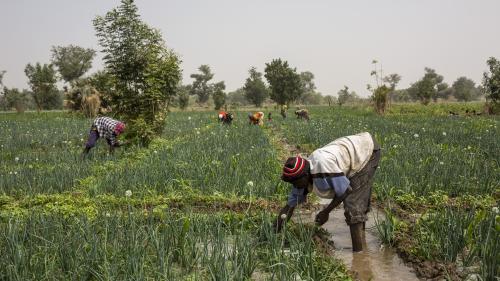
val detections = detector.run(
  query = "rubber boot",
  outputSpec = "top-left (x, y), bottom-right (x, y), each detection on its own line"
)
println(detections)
top-left (350, 223), bottom-right (365, 252)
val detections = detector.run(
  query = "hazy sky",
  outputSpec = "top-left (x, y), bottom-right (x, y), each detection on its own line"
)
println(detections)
top-left (1, 0), bottom-right (500, 97)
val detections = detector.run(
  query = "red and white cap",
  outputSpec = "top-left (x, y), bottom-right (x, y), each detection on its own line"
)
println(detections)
top-left (282, 156), bottom-right (309, 182)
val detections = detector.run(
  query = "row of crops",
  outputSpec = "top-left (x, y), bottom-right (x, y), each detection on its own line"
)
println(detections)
top-left (0, 111), bottom-right (349, 280)
top-left (274, 106), bottom-right (499, 280)
top-left (1, 211), bottom-right (349, 281)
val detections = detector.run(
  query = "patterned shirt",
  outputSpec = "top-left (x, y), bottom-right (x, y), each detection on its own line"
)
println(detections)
top-left (92, 117), bottom-right (120, 146)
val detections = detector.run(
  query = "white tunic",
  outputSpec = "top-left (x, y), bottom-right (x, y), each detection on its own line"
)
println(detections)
top-left (308, 132), bottom-right (375, 178)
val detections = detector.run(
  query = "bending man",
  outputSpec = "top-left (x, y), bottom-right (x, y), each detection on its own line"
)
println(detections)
top-left (275, 132), bottom-right (381, 252)
top-left (82, 116), bottom-right (127, 157)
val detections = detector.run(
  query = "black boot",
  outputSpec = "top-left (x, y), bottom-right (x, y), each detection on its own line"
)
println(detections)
top-left (350, 223), bottom-right (365, 252)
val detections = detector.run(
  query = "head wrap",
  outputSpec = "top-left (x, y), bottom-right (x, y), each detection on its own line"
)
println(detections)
top-left (282, 156), bottom-right (310, 182)
top-left (115, 122), bottom-right (125, 135)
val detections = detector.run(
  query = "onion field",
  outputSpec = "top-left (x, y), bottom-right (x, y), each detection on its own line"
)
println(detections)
top-left (0, 105), bottom-right (498, 280)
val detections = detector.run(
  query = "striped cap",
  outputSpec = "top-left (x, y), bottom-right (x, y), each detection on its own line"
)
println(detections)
top-left (282, 156), bottom-right (309, 182)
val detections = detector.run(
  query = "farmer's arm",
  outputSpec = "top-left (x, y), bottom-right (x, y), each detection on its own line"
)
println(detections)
top-left (275, 186), bottom-right (308, 232)
top-left (314, 176), bottom-right (352, 225)
top-left (107, 134), bottom-right (126, 152)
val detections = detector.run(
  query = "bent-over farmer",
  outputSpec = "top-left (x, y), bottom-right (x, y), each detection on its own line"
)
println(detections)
top-left (218, 111), bottom-right (234, 125)
top-left (248, 111), bottom-right (264, 126)
top-left (295, 109), bottom-right (310, 120)
top-left (275, 132), bottom-right (381, 252)
top-left (82, 116), bottom-right (127, 157)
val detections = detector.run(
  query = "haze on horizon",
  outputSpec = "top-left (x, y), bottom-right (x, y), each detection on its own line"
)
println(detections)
top-left (1, 0), bottom-right (499, 97)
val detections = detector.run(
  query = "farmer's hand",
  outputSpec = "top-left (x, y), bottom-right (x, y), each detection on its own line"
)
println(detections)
top-left (274, 205), bottom-right (294, 233)
top-left (315, 210), bottom-right (329, 226)
top-left (273, 216), bottom-right (284, 233)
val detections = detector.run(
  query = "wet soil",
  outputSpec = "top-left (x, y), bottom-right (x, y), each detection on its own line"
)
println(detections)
top-left (295, 200), bottom-right (420, 281)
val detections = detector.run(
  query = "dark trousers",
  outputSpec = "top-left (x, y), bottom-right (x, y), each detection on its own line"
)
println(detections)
top-left (85, 127), bottom-right (99, 149)
top-left (343, 142), bottom-right (381, 225)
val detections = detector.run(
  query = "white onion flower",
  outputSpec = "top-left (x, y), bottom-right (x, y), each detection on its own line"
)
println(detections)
top-left (125, 190), bottom-right (132, 197)
top-left (280, 214), bottom-right (287, 219)
top-left (413, 133), bottom-right (419, 138)
top-left (247, 181), bottom-right (254, 187)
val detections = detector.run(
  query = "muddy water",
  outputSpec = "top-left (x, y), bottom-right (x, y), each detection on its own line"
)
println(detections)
top-left (295, 199), bottom-right (420, 281)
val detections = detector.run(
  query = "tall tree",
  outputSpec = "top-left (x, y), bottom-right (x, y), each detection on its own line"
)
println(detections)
top-left (451, 77), bottom-right (480, 102)
top-left (264, 58), bottom-right (303, 107)
top-left (0, 70), bottom-right (5, 91)
top-left (436, 83), bottom-right (452, 100)
top-left (299, 71), bottom-right (317, 104)
top-left (483, 57), bottom-right (500, 113)
top-left (3, 88), bottom-right (31, 113)
top-left (410, 68), bottom-right (445, 105)
top-left (212, 81), bottom-right (226, 110)
top-left (0, 71), bottom-right (5, 110)
top-left (383, 73), bottom-right (402, 102)
top-left (24, 63), bottom-right (62, 111)
top-left (243, 67), bottom-right (268, 107)
top-left (94, 0), bottom-right (181, 144)
top-left (190, 65), bottom-right (214, 105)
top-left (337, 86), bottom-right (357, 106)
top-left (368, 60), bottom-right (390, 114)
top-left (300, 71), bottom-right (316, 93)
top-left (176, 84), bottom-right (190, 110)
top-left (51, 45), bottom-right (96, 84)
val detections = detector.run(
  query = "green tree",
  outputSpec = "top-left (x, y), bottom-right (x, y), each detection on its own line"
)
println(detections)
top-left (300, 71), bottom-right (316, 93)
top-left (176, 84), bottom-right (190, 110)
top-left (24, 63), bottom-right (62, 111)
top-left (243, 67), bottom-right (268, 107)
top-left (87, 70), bottom-right (115, 109)
top-left (451, 77), bottom-right (480, 102)
top-left (51, 45), bottom-right (96, 84)
top-left (301, 92), bottom-right (324, 105)
top-left (190, 65), bottom-right (214, 105)
top-left (94, 0), bottom-right (181, 144)
top-left (324, 95), bottom-right (336, 106)
top-left (418, 68), bottom-right (445, 104)
top-left (337, 86), bottom-right (357, 106)
top-left (392, 89), bottom-right (412, 102)
top-left (264, 58), bottom-right (304, 107)
top-left (298, 71), bottom-right (317, 104)
top-left (0, 70), bottom-right (5, 90)
top-left (483, 57), bottom-right (500, 113)
top-left (212, 81), bottom-right (226, 110)
top-left (383, 73), bottom-right (401, 102)
top-left (408, 68), bottom-right (445, 105)
top-left (368, 60), bottom-right (390, 114)
top-left (436, 83), bottom-right (452, 100)
top-left (3, 88), bottom-right (31, 113)
top-left (372, 85), bottom-right (390, 114)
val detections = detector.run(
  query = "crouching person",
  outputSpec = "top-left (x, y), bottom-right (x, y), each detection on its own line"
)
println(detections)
top-left (82, 116), bottom-right (128, 158)
top-left (248, 111), bottom-right (264, 126)
top-left (218, 111), bottom-right (234, 125)
top-left (295, 109), bottom-right (310, 120)
top-left (274, 132), bottom-right (381, 252)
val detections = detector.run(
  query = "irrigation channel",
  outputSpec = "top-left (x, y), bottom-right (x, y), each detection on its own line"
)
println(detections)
top-left (295, 199), bottom-right (419, 281)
